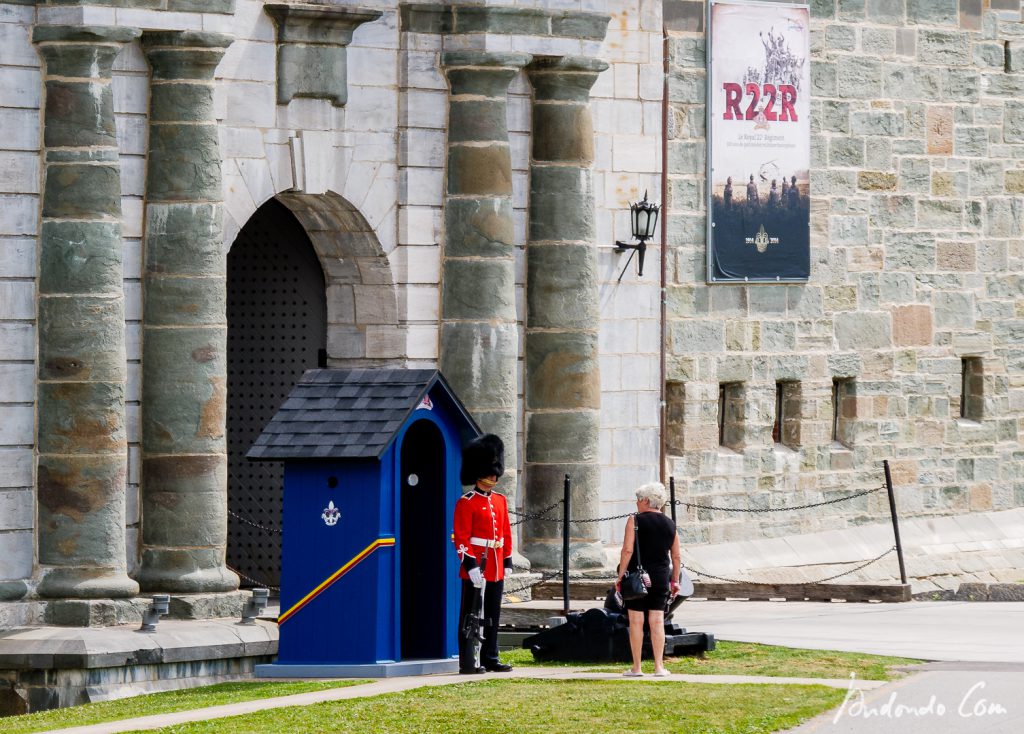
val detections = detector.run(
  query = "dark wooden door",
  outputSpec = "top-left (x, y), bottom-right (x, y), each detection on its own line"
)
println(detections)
top-left (226, 198), bottom-right (326, 589)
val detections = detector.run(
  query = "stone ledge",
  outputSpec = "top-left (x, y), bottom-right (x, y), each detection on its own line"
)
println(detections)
top-left (953, 582), bottom-right (1024, 601)
top-left (400, 3), bottom-right (610, 42)
top-left (168, 591), bottom-right (250, 620)
top-left (0, 618), bottom-right (277, 670)
top-left (29, 0), bottom-right (235, 15)
top-left (0, 620), bottom-right (276, 714)
top-left (0, 601), bottom-right (42, 630)
top-left (36, 591), bottom-right (252, 628)
top-left (0, 592), bottom-right (254, 631)
top-left (43, 599), bottom-right (149, 628)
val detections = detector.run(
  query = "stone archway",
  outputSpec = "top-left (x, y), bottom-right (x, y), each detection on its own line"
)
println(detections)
top-left (225, 191), bottom-right (402, 588)
top-left (276, 191), bottom-right (402, 367)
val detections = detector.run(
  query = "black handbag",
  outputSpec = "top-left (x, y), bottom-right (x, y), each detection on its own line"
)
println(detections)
top-left (619, 515), bottom-right (648, 601)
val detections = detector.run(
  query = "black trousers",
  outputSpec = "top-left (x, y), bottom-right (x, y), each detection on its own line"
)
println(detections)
top-left (459, 578), bottom-right (504, 666)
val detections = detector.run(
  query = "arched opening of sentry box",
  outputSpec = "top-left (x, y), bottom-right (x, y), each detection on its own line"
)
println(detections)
top-left (399, 419), bottom-right (447, 660)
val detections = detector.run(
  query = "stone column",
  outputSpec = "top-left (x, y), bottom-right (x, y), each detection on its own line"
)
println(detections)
top-left (439, 51), bottom-right (529, 499)
top-left (33, 25), bottom-right (141, 599)
top-left (137, 31), bottom-right (238, 593)
top-left (523, 56), bottom-right (609, 570)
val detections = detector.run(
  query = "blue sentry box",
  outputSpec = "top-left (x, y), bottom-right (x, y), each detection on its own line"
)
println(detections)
top-left (247, 369), bottom-right (480, 677)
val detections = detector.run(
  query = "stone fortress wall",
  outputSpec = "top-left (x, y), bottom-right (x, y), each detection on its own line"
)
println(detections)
top-left (4, 0), bottom-right (1024, 605)
top-left (664, 0), bottom-right (1024, 556)
top-left (0, 0), bottom-right (665, 605)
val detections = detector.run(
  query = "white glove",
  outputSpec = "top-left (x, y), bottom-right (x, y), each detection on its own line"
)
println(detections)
top-left (468, 567), bottom-right (484, 588)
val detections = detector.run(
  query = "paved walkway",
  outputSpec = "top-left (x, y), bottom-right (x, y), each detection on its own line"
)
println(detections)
top-left (670, 600), bottom-right (1024, 662)
top-left (785, 665), bottom-right (1024, 733)
top-left (49, 668), bottom-right (885, 734)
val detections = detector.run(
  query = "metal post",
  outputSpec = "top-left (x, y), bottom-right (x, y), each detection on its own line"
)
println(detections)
top-left (562, 473), bottom-right (571, 617)
top-left (669, 476), bottom-right (677, 525)
top-left (883, 460), bottom-right (908, 585)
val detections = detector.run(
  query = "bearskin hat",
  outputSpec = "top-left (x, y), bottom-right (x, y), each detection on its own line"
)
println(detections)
top-left (460, 433), bottom-right (505, 486)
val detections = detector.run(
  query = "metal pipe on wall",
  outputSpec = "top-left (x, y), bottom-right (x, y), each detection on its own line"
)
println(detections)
top-left (659, 23), bottom-right (670, 485)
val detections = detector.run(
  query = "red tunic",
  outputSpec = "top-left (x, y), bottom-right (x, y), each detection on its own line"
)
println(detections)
top-left (453, 488), bottom-right (513, 582)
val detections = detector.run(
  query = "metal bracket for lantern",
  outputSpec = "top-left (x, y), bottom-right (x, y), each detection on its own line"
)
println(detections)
top-left (614, 192), bottom-right (660, 282)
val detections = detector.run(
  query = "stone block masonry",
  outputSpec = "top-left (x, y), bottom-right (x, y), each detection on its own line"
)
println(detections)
top-left (665, 0), bottom-right (1024, 546)
top-left (0, 4), bottom-right (41, 598)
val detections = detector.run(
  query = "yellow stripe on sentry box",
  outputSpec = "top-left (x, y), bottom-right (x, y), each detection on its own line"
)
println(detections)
top-left (278, 537), bottom-right (396, 625)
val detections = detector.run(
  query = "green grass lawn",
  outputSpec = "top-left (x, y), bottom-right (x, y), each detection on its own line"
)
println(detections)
top-left (135, 679), bottom-right (847, 734)
top-left (1, 642), bottom-right (911, 733)
top-left (3, 680), bottom-right (365, 734)
top-left (503, 639), bottom-right (918, 680)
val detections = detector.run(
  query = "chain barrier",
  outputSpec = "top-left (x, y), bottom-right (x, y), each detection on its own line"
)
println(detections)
top-left (500, 545), bottom-right (896, 599)
top-left (508, 487), bottom-right (883, 528)
top-left (225, 470), bottom-right (893, 592)
top-left (683, 545), bottom-right (897, 586)
top-left (509, 499), bottom-right (563, 527)
top-left (227, 508), bottom-right (282, 535)
top-left (673, 485), bottom-right (884, 514)
top-left (504, 479), bottom-right (897, 592)
top-left (502, 570), bottom-right (562, 599)
top-left (228, 564), bottom-right (280, 593)
top-left (573, 511), bottom-right (636, 524)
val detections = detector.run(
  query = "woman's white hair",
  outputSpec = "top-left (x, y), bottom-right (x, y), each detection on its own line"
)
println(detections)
top-left (634, 482), bottom-right (668, 510)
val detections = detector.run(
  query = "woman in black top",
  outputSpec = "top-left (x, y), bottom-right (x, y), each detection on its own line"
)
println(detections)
top-left (615, 482), bottom-right (681, 677)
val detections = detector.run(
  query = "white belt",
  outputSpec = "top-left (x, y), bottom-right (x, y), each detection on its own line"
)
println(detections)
top-left (470, 537), bottom-right (503, 549)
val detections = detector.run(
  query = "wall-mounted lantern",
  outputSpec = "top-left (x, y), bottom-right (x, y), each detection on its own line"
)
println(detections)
top-left (614, 191), bottom-right (660, 281)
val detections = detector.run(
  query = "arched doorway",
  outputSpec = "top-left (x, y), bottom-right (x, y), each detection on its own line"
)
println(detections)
top-left (226, 198), bottom-right (327, 589)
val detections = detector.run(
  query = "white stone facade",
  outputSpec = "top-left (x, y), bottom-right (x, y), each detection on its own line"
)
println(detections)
top-left (0, 0), bottom-right (663, 587)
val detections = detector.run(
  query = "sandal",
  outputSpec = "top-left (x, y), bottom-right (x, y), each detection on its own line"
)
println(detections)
top-left (652, 669), bottom-right (671, 677)
top-left (622, 670), bottom-right (644, 678)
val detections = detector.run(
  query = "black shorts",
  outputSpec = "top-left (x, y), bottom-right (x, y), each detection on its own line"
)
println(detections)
top-left (624, 586), bottom-right (669, 612)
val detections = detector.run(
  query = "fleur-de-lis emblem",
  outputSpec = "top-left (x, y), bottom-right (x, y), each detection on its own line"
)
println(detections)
top-left (321, 501), bottom-right (340, 527)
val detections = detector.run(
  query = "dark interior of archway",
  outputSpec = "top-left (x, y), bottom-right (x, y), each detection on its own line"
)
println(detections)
top-left (226, 198), bottom-right (326, 590)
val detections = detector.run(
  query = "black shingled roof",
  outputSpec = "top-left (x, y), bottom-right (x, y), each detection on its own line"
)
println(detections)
top-left (247, 368), bottom-right (478, 461)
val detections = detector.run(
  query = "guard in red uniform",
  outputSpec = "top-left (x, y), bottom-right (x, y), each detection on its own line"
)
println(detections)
top-left (454, 434), bottom-right (513, 673)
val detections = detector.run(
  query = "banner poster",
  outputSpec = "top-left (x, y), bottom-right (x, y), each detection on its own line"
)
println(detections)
top-left (707, 1), bottom-right (810, 282)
